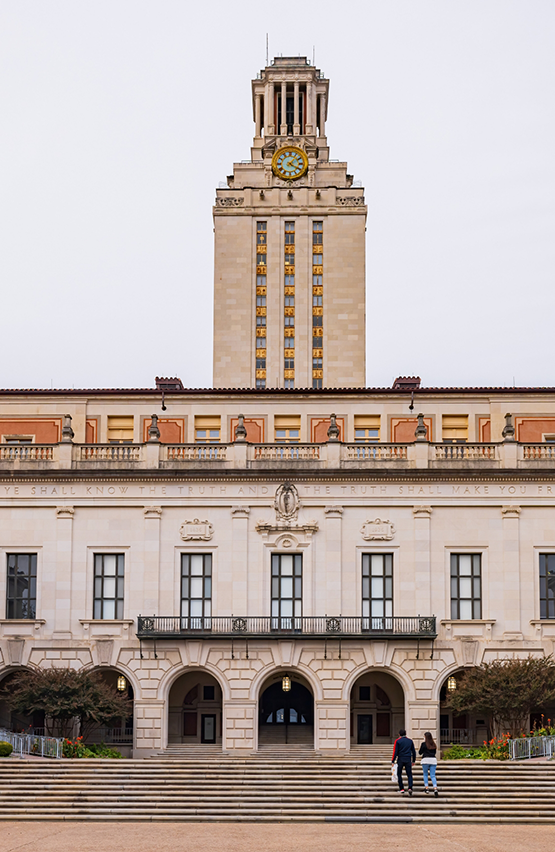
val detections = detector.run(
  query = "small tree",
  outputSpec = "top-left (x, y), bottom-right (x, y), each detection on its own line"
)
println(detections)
top-left (0, 668), bottom-right (131, 740)
top-left (446, 656), bottom-right (555, 738)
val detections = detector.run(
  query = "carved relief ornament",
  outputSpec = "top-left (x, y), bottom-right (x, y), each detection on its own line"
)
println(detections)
top-left (179, 519), bottom-right (214, 541)
top-left (361, 519), bottom-right (396, 541)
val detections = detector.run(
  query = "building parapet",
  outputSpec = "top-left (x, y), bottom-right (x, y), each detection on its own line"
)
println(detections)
top-left (1, 442), bottom-right (554, 473)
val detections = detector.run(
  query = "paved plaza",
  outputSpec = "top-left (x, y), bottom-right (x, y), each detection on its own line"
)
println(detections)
top-left (0, 823), bottom-right (554, 852)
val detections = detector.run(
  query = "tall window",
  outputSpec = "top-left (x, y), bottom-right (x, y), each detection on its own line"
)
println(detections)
top-left (284, 222), bottom-right (295, 388)
top-left (181, 553), bottom-right (212, 627)
top-left (450, 554), bottom-right (481, 619)
top-left (362, 554), bottom-right (393, 627)
top-left (6, 554), bottom-right (37, 619)
top-left (354, 415), bottom-right (380, 442)
top-left (442, 415), bottom-right (468, 443)
top-left (540, 554), bottom-right (555, 619)
top-left (93, 554), bottom-right (124, 619)
top-left (107, 416), bottom-right (133, 443)
top-left (256, 222), bottom-right (267, 388)
top-left (271, 553), bottom-right (302, 627)
top-left (274, 415), bottom-right (301, 443)
top-left (312, 222), bottom-right (324, 388)
top-left (195, 416), bottom-right (221, 443)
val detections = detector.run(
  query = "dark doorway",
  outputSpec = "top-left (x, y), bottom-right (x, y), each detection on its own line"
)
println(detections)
top-left (201, 714), bottom-right (216, 743)
top-left (259, 678), bottom-right (314, 746)
top-left (357, 714), bottom-right (373, 744)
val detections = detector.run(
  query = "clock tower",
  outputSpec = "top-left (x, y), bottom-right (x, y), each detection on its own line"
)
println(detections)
top-left (213, 56), bottom-right (366, 390)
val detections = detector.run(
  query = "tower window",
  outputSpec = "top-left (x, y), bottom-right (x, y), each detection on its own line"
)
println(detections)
top-left (284, 359), bottom-right (294, 370)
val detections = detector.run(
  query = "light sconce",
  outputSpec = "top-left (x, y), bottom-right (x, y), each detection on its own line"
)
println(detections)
top-left (282, 675), bottom-right (291, 692)
top-left (117, 675), bottom-right (127, 692)
top-left (447, 676), bottom-right (457, 693)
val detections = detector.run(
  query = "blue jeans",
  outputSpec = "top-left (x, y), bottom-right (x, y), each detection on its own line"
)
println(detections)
top-left (422, 762), bottom-right (437, 787)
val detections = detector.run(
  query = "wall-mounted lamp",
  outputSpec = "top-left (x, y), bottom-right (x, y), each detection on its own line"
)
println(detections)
top-left (117, 675), bottom-right (128, 692)
top-left (282, 675), bottom-right (291, 692)
top-left (447, 676), bottom-right (457, 692)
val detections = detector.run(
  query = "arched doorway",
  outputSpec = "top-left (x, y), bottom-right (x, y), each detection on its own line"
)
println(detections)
top-left (350, 671), bottom-right (404, 745)
top-left (168, 671), bottom-right (222, 746)
top-left (439, 668), bottom-right (486, 746)
top-left (258, 672), bottom-right (314, 746)
top-left (86, 668), bottom-right (134, 752)
top-left (0, 669), bottom-right (45, 734)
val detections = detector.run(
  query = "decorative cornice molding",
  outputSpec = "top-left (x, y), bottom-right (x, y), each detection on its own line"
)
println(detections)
top-left (56, 506), bottom-right (74, 518)
top-left (413, 506), bottom-right (433, 518)
top-left (144, 506), bottom-right (163, 519)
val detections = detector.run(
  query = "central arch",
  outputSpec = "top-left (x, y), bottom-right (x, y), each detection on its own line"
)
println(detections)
top-left (167, 669), bottom-right (223, 747)
top-left (258, 670), bottom-right (314, 747)
top-left (349, 670), bottom-right (405, 746)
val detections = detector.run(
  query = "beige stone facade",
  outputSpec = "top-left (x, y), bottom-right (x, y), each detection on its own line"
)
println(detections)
top-left (1, 385), bottom-right (555, 756)
top-left (213, 57), bottom-right (366, 390)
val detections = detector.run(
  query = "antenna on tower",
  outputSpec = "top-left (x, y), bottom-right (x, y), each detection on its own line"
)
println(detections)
top-left (266, 33), bottom-right (269, 66)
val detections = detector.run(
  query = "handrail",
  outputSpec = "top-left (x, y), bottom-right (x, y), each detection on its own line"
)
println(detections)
top-left (137, 615), bottom-right (436, 639)
top-left (509, 735), bottom-right (555, 760)
top-left (0, 728), bottom-right (64, 759)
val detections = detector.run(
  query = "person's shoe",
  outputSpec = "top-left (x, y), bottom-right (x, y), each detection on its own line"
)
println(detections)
top-left (408, 789), bottom-right (413, 796)
top-left (398, 789), bottom-right (405, 794)
top-left (423, 788), bottom-right (429, 794)
top-left (434, 789), bottom-right (438, 797)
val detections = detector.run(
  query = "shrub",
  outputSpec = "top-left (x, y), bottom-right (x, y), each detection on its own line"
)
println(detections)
top-left (0, 741), bottom-right (13, 757)
top-left (442, 744), bottom-right (485, 760)
top-left (63, 737), bottom-right (123, 759)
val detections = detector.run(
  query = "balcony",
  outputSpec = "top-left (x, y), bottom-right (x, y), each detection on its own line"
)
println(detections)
top-left (0, 441), bottom-right (552, 472)
top-left (136, 615), bottom-right (437, 640)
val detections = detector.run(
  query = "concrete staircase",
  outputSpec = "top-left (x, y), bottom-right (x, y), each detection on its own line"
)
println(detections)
top-left (0, 757), bottom-right (554, 821)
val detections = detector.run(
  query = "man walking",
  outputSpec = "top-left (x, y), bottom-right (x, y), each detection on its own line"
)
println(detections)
top-left (392, 728), bottom-right (416, 795)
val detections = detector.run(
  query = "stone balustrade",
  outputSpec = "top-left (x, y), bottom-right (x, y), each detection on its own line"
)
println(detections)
top-left (0, 441), bottom-right (553, 471)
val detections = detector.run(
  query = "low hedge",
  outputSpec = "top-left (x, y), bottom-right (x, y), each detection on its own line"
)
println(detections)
top-left (0, 741), bottom-right (13, 757)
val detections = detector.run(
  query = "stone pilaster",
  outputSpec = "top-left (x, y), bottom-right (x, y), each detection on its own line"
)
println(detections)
top-left (53, 506), bottom-right (74, 638)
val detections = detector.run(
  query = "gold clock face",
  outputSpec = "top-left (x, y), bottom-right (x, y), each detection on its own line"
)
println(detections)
top-left (272, 147), bottom-right (308, 180)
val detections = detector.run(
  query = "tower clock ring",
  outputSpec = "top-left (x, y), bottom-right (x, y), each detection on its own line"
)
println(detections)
top-left (272, 146), bottom-right (308, 180)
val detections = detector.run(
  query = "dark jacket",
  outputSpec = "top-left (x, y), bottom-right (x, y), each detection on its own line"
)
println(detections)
top-left (418, 743), bottom-right (437, 759)
top-left (392, 736), bottom-right (416, 763)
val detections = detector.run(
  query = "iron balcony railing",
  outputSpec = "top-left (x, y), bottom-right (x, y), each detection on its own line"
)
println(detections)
top-left (137, 615), bottom-right (436, 639)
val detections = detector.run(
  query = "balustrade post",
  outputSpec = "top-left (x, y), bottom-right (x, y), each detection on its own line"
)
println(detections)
top-left (57, 443), bottom-right (73, 469)
top-left (233, 442), bottom-right (248, 469)
top-left (413, 442), bottom-right (429, 469)
top-left (145, 441), bottom-right (161, 469)
top-left (501, 441), bottom-right (518, 469)
top-left (326, 441), bottom-right (341, 468)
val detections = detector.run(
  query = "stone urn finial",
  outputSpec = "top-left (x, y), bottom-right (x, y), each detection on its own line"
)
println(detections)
top-left (327, 413), bottom-right (340, 442)
top-left (415, 413), bottom-right (428, 442)
top-left (502, 412), bottom-right (515, 442)
top-left (61, 414), bottom-right (74, 443)
top-left (234, 414), bottom-right (247, 442)
top-left (147, 414), bottom-right (161, 442)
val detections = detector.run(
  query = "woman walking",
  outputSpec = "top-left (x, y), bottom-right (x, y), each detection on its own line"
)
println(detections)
top-left (419, 732), bottom-right (438, 796)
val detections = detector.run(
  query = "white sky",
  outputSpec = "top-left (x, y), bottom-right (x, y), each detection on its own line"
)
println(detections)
top-left (1, 0), bottom-right (554, 390)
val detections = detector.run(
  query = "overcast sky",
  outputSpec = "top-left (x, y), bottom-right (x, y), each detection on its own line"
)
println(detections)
top-left (1, 1), bottom-right (554, 390)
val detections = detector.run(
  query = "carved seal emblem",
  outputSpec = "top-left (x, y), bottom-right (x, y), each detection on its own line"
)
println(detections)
top-left (274, 482), bottom-right (300, 523)
top-left (361, 519), bottom-right (395, 541)
top-left (179, 519), bottom-right (214, 541)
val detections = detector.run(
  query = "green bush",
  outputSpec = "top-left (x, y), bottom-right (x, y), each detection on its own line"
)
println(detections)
top-left (63, 737), bottom-right (123, 759)
top-left (0, 741), bottom-right (13, 757)
top-left (442, 743), bottom-right (486, 760)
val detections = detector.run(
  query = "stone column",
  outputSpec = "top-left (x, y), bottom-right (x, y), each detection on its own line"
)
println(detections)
top-left (293, 82), bottom-right (300, 135)
top-left (53, 506), bottom-right (74, 638)
top-left (255, 94), bottom-right (261, 137)
top-left (267, 82), bottom-right (275, 135)
top-left (133, 699), bottom-right (164, 757)
top-left (501, 505), bottom-right (521, 635)
top-left (315, 701), bottom-right (349, 754)
top-left (407, 699), bottom-right (440, 746)
top-left (280, 82), bottom-right (287, 134)
top-left (231, 507), bottom-right (250, 615)
top-left (144, 506), bottom-right (162, 615)
top-left (323, 507), bottom-right (343, 616)
top-left (306, 80), bottom-right (313, 134)
top-left (413, 506), bottom-right (433, 616)
top-left (319, 93), bottom-right (326, 136)
top-left (223, 700), bottom-right (256, 753)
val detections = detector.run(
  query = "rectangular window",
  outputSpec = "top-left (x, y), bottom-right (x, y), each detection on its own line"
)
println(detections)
top-left (256, 316), bottom-right (267, 326)
top-left (362, 553), bottom-right (393, 627)
top-left (313, 336), bottom-right (323, 349)
top-left (181, 553), bottom-right (212, 627)
top-left (284, 316), bottom-right (295, 327)
top-left (256, 378), bottom-right (266, 389)
top-left (93, 554), bottom-right (124, 620)
top-left (256, 295), bottom-right (266, 307)
top-left (313, 253), bottom-right (323, 266)
top-left (443, 415), bottom-right (468, 443)
top-left (312, 358), bottom-right (323, 369)
top-left (195, 416), bottom-right (221, 443)
top-left (6, 554), bottom-right (37, 619)
top-left (312, 315), bottom-right (323, 327)
top-left (313, 295), bottom-right (323, 306)
top-left (312, 378), bottom-right (323, 389)
top-left (540, 554), bottom-right (555, 619)
top-left (256, 358), bottom-right (266, 369)
top-left (256, 337), bottom-right (266, 349)
top-left (107, 416), bottom-right (134, 444)
top-left (275, 415), bottom-right (300, 442)
top-left (284, 337), bottom-right (294, 349)
top-left (451, 554), bottom-right (482, 619)
top-left (284, 359), bottom-right (294, 369)
top-left (284, 379), bottom-right (295, 389)
top-left (355, 415), bottom-right (381, 442)
top-left (271, 553), bottom-right (302, 627)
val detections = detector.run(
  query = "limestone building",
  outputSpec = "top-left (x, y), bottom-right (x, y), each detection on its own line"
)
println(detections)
top-left (213, 57), bottom-right (366, 390)
top-left (1, 59), bottom-right (555, 759)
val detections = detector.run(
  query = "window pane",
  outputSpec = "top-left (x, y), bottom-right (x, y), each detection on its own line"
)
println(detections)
top-left (181, 577), bottom-right (189, 598)
top-left (103, 555), bottom-right (117, 576)
top-left (281, 600), bottom-right (293, 617)
top-left (459, 577), bottom-right (472, 599)
top-left (372, 600), bottom-right (384, 617)
top-left (459, 555), bottom-right (472, 575)
top-left (459, 600), bottom-right (472, 619)
top-left (204, 577), bottom-right (212, 597)
top-left (280, 555), bottom-right (293, 575)
top-left (103, 577), bottom-right (116, 598)
top-left (371, 577), bottom-right (384, 598)
top-left (93, 600), bottom-right (102, 619)
top-left (190, 577), bottom-right (203, 598)
top-left (281, 577), bottom-right (293, 598)
top-left (190, 600), bottom-right (202, 617)
top-left (371, 554), bottom-right (384, 575)
top-left (190, 555), bottom-right (204, 575)
top-left (103, 600), bottom-right (116, 619)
